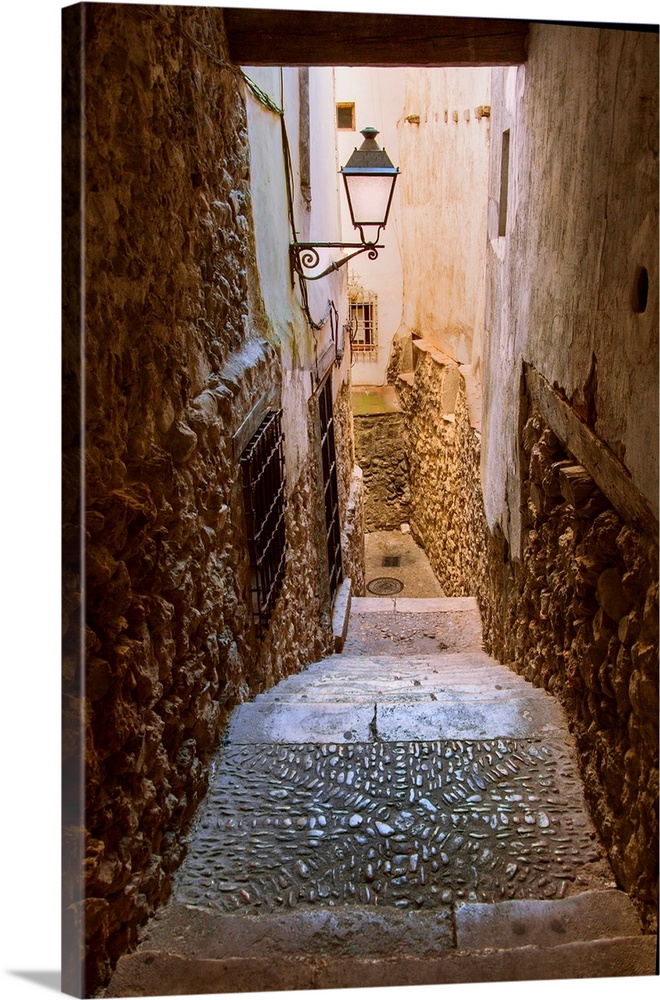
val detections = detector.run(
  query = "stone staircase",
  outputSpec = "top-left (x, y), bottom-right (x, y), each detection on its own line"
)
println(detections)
top-left (106, 598), bottom-right (657, 996)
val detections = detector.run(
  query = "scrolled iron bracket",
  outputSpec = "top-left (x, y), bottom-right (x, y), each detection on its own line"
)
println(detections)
top-left (290, 240), bottom-right (384, 282)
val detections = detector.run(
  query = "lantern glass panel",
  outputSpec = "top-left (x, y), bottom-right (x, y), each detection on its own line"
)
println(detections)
top-left (344, 172), bottom-right (395, 228)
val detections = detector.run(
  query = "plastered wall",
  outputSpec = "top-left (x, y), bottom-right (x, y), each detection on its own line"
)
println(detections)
top-left (483, 26), bottom-right (659, 555)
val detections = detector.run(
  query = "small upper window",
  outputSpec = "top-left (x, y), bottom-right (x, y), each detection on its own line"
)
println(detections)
top-left (337, 103), bottom-right (356, 131)
top-left (498, 129), bottom-right (511, 237)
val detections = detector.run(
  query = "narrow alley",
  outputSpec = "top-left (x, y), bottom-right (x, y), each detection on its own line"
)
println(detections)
top-left (107, 594), bottom-right (655, 995)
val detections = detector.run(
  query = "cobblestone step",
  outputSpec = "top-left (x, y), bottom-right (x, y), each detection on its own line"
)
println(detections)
top-left (107, 891), bottom-right (656, 995)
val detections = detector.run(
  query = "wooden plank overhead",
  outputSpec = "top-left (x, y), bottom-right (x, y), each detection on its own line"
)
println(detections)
top-left (223, 9), bottom-right (529, 67)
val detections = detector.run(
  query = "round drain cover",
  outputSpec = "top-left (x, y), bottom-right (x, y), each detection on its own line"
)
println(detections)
top-left (367, 577), bottom-right (404, 596)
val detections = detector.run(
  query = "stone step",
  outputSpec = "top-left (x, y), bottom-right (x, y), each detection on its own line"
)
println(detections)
top-left (255, 674), bottom-right (550, 705)
top-left (257, 654), bottom-right (540, 702)
top-left (258, 688), bottom-right (549, 706)
top-left (258, 664), bottom-right (538, 695)
top-left (107, 890), bottom-right (656, 995)
top-left (224, 691), bottom-right (567, 744)
top-left (351, 596), bottom-right (480, 614)
top-left (299, 650), bottom-right (505, 674)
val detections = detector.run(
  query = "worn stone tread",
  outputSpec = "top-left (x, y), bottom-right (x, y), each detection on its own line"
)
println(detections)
top-left (454, 889), bottom-right (644, 949)
top-left (108, 932), bottom-right (658, 995)
top-left (225, 694), bottom-right (567, 743)
top-left (351, 597), bottom-right (479, 613)
top-left (119, 890), bottom-right (642, 962)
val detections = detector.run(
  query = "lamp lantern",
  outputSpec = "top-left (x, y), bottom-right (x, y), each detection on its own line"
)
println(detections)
top-left (340, 127), bottom-right (399, 242)
top-left (290, 124), bottom-right (399, 284)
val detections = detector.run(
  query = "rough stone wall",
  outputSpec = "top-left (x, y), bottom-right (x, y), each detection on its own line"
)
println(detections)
top-left (62, 6), bottom-right (332, 993)
top-left (483, 411), bottom-right (659, 930)
top-left (396, 353), bottom-right (488, 598)
top-left (352, 412), bottom-right (410, 531)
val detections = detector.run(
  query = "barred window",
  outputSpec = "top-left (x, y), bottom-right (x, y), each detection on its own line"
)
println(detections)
top-left (349, 286), bottom-right (378, 354)
top-left (240, 409), bottom-right (287, 638)
top-left (319, 377), bottom-right (343, 605)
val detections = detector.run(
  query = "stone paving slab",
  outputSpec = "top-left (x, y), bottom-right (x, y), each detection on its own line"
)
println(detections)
top-left (363, 530), bottom-right (446, 599)
top-left (108, 934), bottom-right (658, 996)
top-left (225, 692), bottom-right (565, 743)
top-left (133, 905), bottom-right (455, 961)
top-left (454, 889), bottom-right (643, 950)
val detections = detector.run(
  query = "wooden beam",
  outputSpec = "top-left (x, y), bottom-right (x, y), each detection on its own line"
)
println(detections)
top-left (223, 9), bottom-right (529, 67)
top-left (524, 364), bottom-right (658, 542)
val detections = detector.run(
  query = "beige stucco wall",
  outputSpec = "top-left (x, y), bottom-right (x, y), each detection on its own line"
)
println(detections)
top-left (397, 67), bottom-right (491, 368)
top-left (244, 66), bottom-right (351, 487)
top-left (335, 67), bottom-right (406, 385)
top-left (482, 26), bottom-right (659, 554)
top-left (335, 67), bottom-right (491, 385)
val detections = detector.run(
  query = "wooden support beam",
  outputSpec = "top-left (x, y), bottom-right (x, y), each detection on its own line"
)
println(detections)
top-left (223, 9), bottom-right (529, 67)
top-left (524, 364), bottom-right (658, 542)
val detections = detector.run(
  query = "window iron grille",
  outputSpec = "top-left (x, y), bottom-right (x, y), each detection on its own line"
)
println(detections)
top-left (319, 377), bottom-right (343, 605)
top-left (349, 289), bottom-right (378, 354)
top-left (241, 409), bottom-right (287, 639)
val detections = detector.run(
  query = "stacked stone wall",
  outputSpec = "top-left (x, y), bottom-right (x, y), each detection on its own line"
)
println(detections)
top-left (484, 412), bottom-right (659, 930)
top-left (352, 411), bottom-right (410, 531)
top-left (333, 380), bottom-right (366, 595)
top-left (63, 6), bottom-right (333, 993)
top-left (397, 354), bottom-right (488, 598)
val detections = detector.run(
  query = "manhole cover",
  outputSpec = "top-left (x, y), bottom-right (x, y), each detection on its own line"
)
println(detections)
top-left (367, 577), bottom-right (404, 595)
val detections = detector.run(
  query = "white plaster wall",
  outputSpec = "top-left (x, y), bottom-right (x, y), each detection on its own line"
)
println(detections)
top-left (335, 68), bottom-right (491, 385)
top-left (244, 66), bottom-right (351, 487)
top-left (482, 26), bottom-right (659, 552)
top-left (335, 67), bottom-right (406, 386)
top-left (397, 68), bottom-right (491, 367)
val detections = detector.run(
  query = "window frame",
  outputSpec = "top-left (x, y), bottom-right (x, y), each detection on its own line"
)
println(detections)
top-left (336, 102), bottom-right (356, 131)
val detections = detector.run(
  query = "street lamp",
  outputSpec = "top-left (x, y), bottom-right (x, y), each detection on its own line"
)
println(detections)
top-left (290, 126), bottom-right (399, 282)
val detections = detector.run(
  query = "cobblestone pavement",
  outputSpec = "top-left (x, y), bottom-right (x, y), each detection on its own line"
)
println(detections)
top-left (173, 736), bottom-right (613, 915)
top-left (167, 597), bottom-right (616, 918)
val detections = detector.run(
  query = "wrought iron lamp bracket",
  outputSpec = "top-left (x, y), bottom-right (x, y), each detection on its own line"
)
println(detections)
top-left (290, 232), bottom-right (384, 283)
